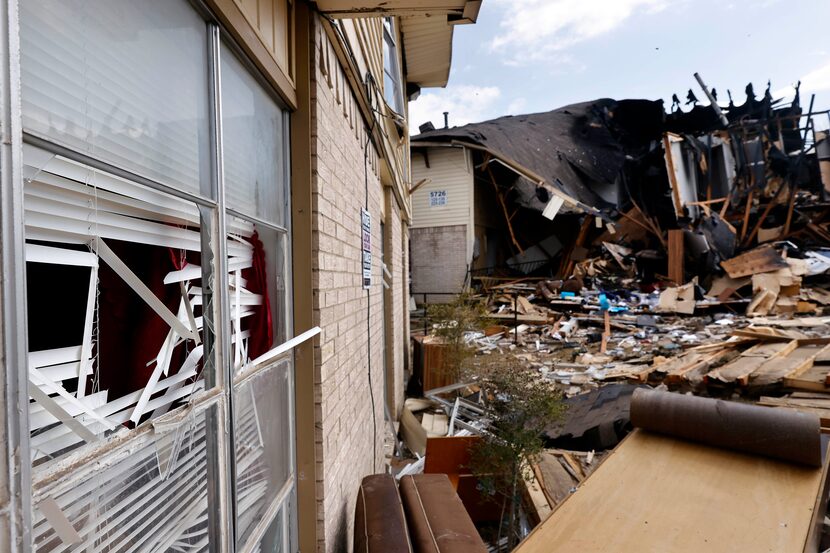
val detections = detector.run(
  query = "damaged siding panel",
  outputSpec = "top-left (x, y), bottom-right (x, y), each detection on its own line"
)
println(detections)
top-left (411, 147), bottom-right (472, 229)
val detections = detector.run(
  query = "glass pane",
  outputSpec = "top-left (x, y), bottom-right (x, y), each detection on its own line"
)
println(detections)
top-left (227, 219), bottom-right (288, 372)
top-left (20, 0), bottom-right (210, 196)
top-left (258, 507), bottom-right (285, 553)
top-left (23, 147), bottom-right (215, 467)
top-left (221, 44), bottom-right (288, 226)
top-left (234, 360), bottom-right (294, 548)
top-left (32, 405), bottom-right (215, 552)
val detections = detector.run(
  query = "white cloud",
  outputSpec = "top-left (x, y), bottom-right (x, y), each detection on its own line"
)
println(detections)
top-left (489, 0), bottom-right (672, 65)
top-left (773, 60), bottom-right (830, 101)
top-left (408, 85), bottom-right (502, 133)
top-left (506, 97), bottom-right (527, 114)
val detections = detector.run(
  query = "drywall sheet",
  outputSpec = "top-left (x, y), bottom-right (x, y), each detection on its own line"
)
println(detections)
top-left (514, 429), bottom-right (826, 553)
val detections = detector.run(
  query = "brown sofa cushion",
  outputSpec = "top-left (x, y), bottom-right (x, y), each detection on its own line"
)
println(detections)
top-left (399, 474), bottom-right (488, 553)
top-left (354, 474), bottom-right (412, 553)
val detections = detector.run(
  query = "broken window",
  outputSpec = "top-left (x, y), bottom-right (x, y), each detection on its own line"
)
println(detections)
top-left (23, 146), bottom-right (215, 466)
top-left (19, 0), bottom-right (297, 551)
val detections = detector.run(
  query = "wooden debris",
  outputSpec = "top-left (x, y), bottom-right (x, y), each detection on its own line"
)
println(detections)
top-left (750, 344), bottom-right (829, 388)
top-left (667, 229), bottom-right (685, 284)
top-left (706, 341), bottom-right (797, 385)
top-left (720, 245), bottom-right (789, 278)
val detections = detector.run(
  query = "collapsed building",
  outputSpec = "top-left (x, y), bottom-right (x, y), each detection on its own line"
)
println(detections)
top-left (409, 81), bottom-right (830, 300)
top-left (398, 81), bottom-right (830, 551)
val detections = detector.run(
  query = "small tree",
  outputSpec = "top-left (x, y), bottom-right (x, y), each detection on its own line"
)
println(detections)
top-left (426, 292), bottom-right (490, 384)
top-left (466, 354), bottom-right (565, 551)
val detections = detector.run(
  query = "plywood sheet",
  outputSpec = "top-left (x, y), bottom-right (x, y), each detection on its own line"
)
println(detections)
top-left (514, 430), bottom-right (825, 553)
top-left (720, 245), bottom-right (788, 278)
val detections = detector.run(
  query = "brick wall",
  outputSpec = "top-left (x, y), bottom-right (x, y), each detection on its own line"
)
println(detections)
top-left (383, 189), bottom-right (405, 418)
top-left (410, 224), bottom-right (469, 302)
top-left (309, 15), bottom-right (407, 552)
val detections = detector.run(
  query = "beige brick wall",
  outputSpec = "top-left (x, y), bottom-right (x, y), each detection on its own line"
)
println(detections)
top-left (410, 224), bottom-right (469, 302)
top-left (310, 15), bottom-right (408, 553)
top-left (383, 189), bottom-right (405, 418)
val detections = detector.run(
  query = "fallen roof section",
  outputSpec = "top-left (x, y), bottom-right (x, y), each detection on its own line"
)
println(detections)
top-left (412, 99), bottom-right (666, 216)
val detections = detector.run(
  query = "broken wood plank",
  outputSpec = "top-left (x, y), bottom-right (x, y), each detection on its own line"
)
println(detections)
top-left (667, 229), bottom-right (684, 284)
top-left (785, 354), bottom-right (830, 392)
top-left (706, 341), bottom-right (797, 384)
top-left (749, 316), bottom-right (830, 328)
top-left (600, 310), bottom-right (611, 354)
top-left (720, 245), bottom-right (789, 279)
top-left (673, 350), bottom-right (734, 386)
top-left (535, 452), bottom-right (579, 507)
top-left (749, 344), bottom-right (827, 388)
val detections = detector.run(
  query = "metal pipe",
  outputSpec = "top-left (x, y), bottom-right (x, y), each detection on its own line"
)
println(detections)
top-left (694, 72), bottom-right (729, 126)
top-left (0, 0), bottom-right (32, 548)
top-left (207, 22), bottom-right (237, 552)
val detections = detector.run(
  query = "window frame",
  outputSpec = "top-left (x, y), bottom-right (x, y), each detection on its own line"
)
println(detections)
top-left (382, 17), bottom-right (405, 115)
top-left (9, 2), bottom-right (306, 552)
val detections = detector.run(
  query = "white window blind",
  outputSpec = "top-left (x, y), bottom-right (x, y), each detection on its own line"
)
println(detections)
top-left (33, 407), bottom-right (213, 553)
top-left (20, 0), bottom-right (211, 196)
top-left (221, 44), bottom-right (288, 226)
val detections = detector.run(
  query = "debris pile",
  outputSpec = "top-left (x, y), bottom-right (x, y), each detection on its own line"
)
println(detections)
top-left (405, 78), bottom-right (830, 551)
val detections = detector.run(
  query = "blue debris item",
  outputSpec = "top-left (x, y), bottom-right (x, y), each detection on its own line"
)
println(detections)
top-left (599, 293), bottom-right (611, 311)
top-left (560, 291), bottom-right (576, 299)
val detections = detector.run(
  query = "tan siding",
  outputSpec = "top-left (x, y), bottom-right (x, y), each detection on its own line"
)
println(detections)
top-left (229, 0), bottom-right (294, 80)
top-left (411, 147), bottom-right (472, 228)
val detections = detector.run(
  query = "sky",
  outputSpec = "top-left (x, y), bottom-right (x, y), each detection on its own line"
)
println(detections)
top-left (408, 0), bottom-right (830, 133)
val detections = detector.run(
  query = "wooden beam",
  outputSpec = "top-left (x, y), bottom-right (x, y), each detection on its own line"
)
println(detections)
top-left (667, 229), bottom-right (685, 285)
top-left (740, 189), bottom-right (754, 242)
top-left (486, 165), bottom-right (523, 254)
top-left (291, 5), bottom-right (318, 551)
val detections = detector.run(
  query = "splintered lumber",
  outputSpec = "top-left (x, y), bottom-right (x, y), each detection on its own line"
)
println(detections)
top-left (720, 245), bottom-right (789, 278)
top-left (750, 316), bottom-right (830, 328)
top-left (643, 350), bottom-right (729, 385)
top-left (513, 430), bottom-right (828, 553)
top-left (673, 350), bottom-right (734, 385)
top-left (731, 327), bottom-right (806, 342)
top-left (749, 344), bottom-right (829, 388)
top-left (706, 341), bottom-right (797, 385)
top-left (523, 466), bottom-right (552, 525)
top-left (515, 295), bottom-right (536, 315)
top-left (785, 357), bottom-right (830, 392)
top-left (534, 453), bottom-right (578, 506)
